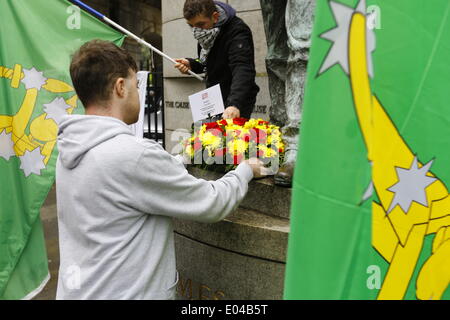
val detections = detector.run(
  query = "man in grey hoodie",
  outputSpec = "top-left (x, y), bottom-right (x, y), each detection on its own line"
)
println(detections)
top-left (56, 40), bottom-right (265, 300)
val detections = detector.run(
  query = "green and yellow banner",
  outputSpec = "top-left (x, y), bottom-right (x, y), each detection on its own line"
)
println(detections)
top-left (285, 0), bottom-right (450, 300)
top-left (0, 0), bottom-right (124, 299)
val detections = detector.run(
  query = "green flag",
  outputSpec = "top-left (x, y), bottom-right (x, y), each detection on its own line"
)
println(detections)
top-left (285, 0), bottom-right (450, 300)
top-left (0, 0), bottom-right (124, 299)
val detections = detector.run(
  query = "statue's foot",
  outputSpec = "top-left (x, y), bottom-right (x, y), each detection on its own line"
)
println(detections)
top-left (274, 161), bottom-right (294, 187)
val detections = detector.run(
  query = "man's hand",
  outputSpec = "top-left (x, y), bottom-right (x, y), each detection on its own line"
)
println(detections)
top-left (222, 106), bottom-right (240, 119)
top-left (174, 58), bottom-right (191, 75)
top-left (244, 158), bottom-right (268, 179)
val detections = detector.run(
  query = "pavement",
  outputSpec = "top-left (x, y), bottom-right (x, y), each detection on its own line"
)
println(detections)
top-left (32, 184), bottom-right (59, 300)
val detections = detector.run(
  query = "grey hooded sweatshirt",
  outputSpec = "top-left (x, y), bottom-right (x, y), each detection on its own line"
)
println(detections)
top-left (55, 115), bottom-right (253, 300)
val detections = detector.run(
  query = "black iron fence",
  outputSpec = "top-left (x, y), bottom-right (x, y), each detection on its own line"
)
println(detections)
top-left (144, 71), bottom-right (165, 148)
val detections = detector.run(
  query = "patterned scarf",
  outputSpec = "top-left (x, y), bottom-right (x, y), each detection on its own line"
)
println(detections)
top-left (192, 4), bottom-right (228, 64)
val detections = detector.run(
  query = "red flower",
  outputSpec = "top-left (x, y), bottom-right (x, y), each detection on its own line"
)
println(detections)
top-left (208, 128), bottom-right (223, 137)
top-left (242, 133), bottom-right (251, 143)
top-left (215, 148), bottom-right (225, 157)
top-left (251, 128), bottom-right (267, 144)
top-left (193, 137), bottom-right (202, 151)
top-left (205, 122), bottom-right (220, 130)
top-left (233, 154), bottom-right (244, 165)
top-left (233, 117), bottom-right (248, 126)
top-left (194, 142), bottom-right (202, 151)
top-left (258, 130), bottom-right (267, 144)
top-left (258, 120), bottom-right (269, 126)
top-left (219, 119), bottom-right (228, 126)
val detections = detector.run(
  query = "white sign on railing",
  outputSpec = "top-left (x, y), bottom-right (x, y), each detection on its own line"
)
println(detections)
top-left (129, 71), bottom-right (149, 138)
top-left (188, 84), bottom-right (225, 122)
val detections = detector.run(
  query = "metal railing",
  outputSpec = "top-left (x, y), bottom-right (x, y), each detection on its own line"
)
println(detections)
top-left (144, 71), bottom-right (165, 148)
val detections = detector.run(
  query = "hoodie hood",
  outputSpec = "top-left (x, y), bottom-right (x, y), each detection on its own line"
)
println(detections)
top-left (214, 1), bottom-right (236, 26)
top-left (57, 115), bottom-right (132, 169)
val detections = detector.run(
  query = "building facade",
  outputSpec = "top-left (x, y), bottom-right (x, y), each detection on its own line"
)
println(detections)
top-left (83, 0), bottom-right (162, 70)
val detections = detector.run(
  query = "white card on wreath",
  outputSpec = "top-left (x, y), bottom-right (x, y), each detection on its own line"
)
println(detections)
top-left (188, 84), bottom-right (225, 122)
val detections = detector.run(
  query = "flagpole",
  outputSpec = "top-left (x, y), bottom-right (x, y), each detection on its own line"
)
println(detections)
top-left (68, 0), bottom-right (205, 82)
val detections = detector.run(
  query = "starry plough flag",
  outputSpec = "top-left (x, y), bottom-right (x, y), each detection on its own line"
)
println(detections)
top-left (285, 0), bottom-right (450, 300)
top-left (0, 0), bottom-right (124, 299)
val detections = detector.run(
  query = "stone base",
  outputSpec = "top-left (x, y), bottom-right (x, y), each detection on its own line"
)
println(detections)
top-left (174, 167), bottom-right (292, 300)
top-left (175, 234), bottom-right (285, 300)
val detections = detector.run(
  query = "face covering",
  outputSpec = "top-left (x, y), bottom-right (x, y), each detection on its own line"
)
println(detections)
top-left (192, 26), bottom-right (221, 64)
top-left (191, 4), bottom-right (228, 64)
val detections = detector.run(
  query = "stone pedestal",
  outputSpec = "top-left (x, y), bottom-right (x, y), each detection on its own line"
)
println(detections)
top-left (174, 167), bottom-right (291, 300)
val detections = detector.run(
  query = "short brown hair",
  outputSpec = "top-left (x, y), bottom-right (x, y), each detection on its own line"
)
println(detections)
top-left (183, 0), bottom-right (216, 20)
top-left (70, 39), bottom-right (138, 107)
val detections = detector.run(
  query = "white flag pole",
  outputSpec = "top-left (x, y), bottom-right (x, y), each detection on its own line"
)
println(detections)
top-left (69, 0), bottom-right (205, 82)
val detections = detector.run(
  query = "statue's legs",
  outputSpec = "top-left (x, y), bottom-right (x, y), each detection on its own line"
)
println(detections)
top-left (260, 0), bottom-right (289, 128)
top-left (283, 0), bottom-right (315, 160)
top-left (260, 0), bottom-right (315, 186)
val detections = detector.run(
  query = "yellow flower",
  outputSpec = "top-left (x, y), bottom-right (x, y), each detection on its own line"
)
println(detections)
top-left (223, 119), bottom-right (234, 126)
top-left (202, 131), bottom-right (222, 149)
top-left (244, 119), bottom-right (259, 129)
top-left (275, 141), bottom-right (285, 152)
top-left (205, 146), bottom-right (214, 157)
top-left (269, 133), bottom-right (283, 145)
top-left (259, 145), bottom-right (277, 158)
top-left (225, 124), bottom-right (242, 131)
top-left (227, 139), bottom-right (248, 155)
top-left (255, 124), bottom-right (268, 131)
top-left (184, 145), bottom-right (194, 157)
top-left (238, 128), bottom-right (251, 139)
top-left (272, 128), bottom-right (281, 137)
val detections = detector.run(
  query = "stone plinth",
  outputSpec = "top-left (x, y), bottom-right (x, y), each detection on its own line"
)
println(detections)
top-left (188, 167), bottom-right (291, 219)
top-left (174, 167), bottom-right (291, 300)
top-left (175, 234), bottom-right (286, 300)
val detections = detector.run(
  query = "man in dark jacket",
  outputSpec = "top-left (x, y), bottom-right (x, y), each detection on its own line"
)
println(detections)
top-left (175, 0), bottom-right (259, 119)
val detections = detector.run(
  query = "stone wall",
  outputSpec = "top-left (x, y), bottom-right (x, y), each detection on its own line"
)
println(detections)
top-left (83, 0), bottom-right (162, 68)
top-left (162, 0), bottom-right (271, 155)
